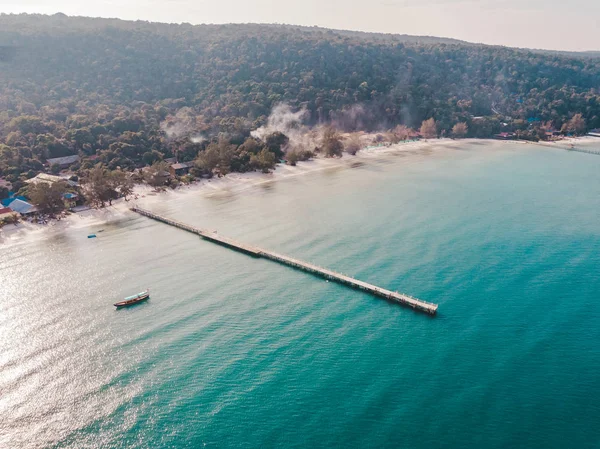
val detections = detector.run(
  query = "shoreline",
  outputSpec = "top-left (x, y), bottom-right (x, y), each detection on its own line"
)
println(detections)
top-left (1, 136), bottom-right (597, 244)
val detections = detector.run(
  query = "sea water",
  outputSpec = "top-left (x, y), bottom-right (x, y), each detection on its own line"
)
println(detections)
top-left (1, 140), bottom-right (599, 448)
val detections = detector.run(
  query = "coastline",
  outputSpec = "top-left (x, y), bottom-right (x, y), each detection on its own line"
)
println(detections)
top-left (1, 136), bottom-right (597, 244)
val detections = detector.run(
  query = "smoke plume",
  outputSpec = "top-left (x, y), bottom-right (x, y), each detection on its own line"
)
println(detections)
top-left (330, 104), bottom-right (376, 131)
top-left (190, 136), bottom-right (206, 144)
top-left (252, 103), bottom-right (319, 153)
top-left (160, 107), bottom-right (197, 139)
top-left (251, 102), bottom-right (401, 156)
top-left (251, 103), bottom-right (309, 140)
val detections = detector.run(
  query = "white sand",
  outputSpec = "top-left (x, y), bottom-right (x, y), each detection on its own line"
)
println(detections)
top-left (1, 136), bottom-right (588, 244)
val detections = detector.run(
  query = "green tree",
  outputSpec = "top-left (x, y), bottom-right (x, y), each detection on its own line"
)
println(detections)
top-left (28, 181), bottom-right (68, 215)
top-left (82, 164), bottom-right (114, 207)
top-left (264, 132), bottom-right (289, 159)
top-left (144, 161), bottom-right (170, 189)
top-left (142, 150), bottom-right (163, 166)
top-left (8, 115), bottom-right (46, 134)
top-left (109, 169), bottom-right (135, 201)
top-left (250, 148), bottom-right (276, 172)
top-left (239, 137), bottom-right (263, 154)
top-left (195, 139), bottom-right (236, 176)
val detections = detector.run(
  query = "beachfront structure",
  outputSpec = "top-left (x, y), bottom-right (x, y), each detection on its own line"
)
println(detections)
top-left (0, 206), bottom-right (18, 221)
top-left (46, 155), bottom-right (80, 168)
top-left (26, 173), bottom-right (79, 187)
top-left (1, 195), bottom-right (27, 207)
top-left (588, 129), bottom-right (600, 137)
top-left (63, 192), bottom-right (80, 209)
top-left (495, 132), bottom-right (516, 140)
top-left (7, 199), bottom-right (37, 215)
top-left (131, 207), bottom-right (439, 315)
top-left (169, 162), bottom-right (193, 177)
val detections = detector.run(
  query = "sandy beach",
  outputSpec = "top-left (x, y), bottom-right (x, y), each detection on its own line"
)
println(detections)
top-left (1, 136), bottom-right (596, 244)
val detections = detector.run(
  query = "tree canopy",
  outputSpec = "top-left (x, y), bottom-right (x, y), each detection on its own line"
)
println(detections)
top-left (0, 14), bottom-right (599, 183)
top-left (28, 181), bottom-right (68, 215)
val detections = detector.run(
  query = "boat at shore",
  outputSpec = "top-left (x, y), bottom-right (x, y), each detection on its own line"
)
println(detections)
top-left (114, 289), bottom-right (150, 308)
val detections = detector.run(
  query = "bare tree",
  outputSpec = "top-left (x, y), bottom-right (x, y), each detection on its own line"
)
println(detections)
top-left (567, 113), bottom-right (586, 134)
top-left (392, 124), bottom-right (412, 141)
top-left (321, 126), bottom-right (343, 157)
top-left (286, 150), bottom-right (299, 166)
top-left (452, 122), bottom-right (468, 138)
top-left (344, 133), bottom-right (362, 155)
top-left (420, 118), bottom-right (437, 139)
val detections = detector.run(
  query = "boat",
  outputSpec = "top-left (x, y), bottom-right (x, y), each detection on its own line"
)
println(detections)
top-left (114, 289), bottom-right (150, 308)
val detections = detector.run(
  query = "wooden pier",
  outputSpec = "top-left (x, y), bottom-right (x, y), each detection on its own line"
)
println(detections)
top-left (531, 141), bottom-right (600, 156)
top-left (131, 207), bottom-right (438, 315)
top-left (566, 146), bottom-right (600, 156)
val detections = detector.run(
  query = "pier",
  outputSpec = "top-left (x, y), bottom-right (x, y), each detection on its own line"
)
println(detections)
top-left (531, 141), bottom-right (600, 156)
top-left (131, 207), bottom-right (438, 315)
top-left (566, 146), bottom-right (600, 156)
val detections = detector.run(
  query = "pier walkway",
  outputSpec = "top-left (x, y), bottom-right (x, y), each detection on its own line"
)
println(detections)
top-left (531, 141), bottom-right (600, 156)
top-left (567, 146), bottom-right (600, 156)
top-left (131, 207), bottom-right (438, 315)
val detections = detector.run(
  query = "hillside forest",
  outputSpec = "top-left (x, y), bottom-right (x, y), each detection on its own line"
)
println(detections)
top-left (1, 13), bottom-right (599, 208)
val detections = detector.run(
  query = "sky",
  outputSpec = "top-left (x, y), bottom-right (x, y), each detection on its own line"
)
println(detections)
top-left (1, 0), bottom-right (599, 51)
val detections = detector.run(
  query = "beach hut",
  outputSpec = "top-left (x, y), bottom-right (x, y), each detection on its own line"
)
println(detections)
top-left (169, 162), bottom-right (193, 177)
top-left (46, 155), bottom-right (80, 168)
top-left (0, 206), bottom-right (17, 217)
top-left (7, 199), bottom-right (37, 216)
top-left (63, 192), bottom-right (80, 209)
top-left (1, 195), bottom-right (27, 207)
top-left (26, 173), bottom-right (79, 187)
top-left (0, 206), bottom-right (19, 224)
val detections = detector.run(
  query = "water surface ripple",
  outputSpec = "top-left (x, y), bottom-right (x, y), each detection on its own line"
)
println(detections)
top-left (1, 141), bottom-right (599, 448)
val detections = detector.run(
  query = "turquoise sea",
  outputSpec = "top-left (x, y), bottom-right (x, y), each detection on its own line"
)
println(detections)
top-left (1, 140), bottom-right (600, 448)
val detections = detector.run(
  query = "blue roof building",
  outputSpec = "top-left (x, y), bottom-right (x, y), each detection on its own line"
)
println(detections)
top-left (8, 199), bottom-right (37, 215)
top-left (1, 195), bottom-right (27, 207)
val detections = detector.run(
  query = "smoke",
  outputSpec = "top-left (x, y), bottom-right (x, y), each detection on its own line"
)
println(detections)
top-left (252, 103), bottom-right (318, 153)
top-left (251, 103), bottom-right (309, 141)
top-left (160, 107), bottom-right (197, 139)
top-left (190, 136), bottom-right (206, 144)
top-left (330, 104), bottom-right (376, 131)
top-left (400, 105), bottom-right (413, 129)
top-left (251, 102), bottom-right (407, 156)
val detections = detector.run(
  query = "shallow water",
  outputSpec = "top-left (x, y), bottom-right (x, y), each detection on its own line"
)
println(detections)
top-left (1, 141), bottom-right (600, 448)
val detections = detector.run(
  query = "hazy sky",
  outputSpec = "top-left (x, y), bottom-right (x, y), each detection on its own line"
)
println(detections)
top-left (2, 0), bottom-right (599, 51)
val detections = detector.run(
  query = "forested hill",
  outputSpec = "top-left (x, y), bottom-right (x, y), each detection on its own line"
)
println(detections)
top-left (1, 13), bottom-right (600, 184)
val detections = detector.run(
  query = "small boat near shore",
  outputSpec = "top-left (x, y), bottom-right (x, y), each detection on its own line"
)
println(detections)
top-left (114, 289), bottom-right (150, 308)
